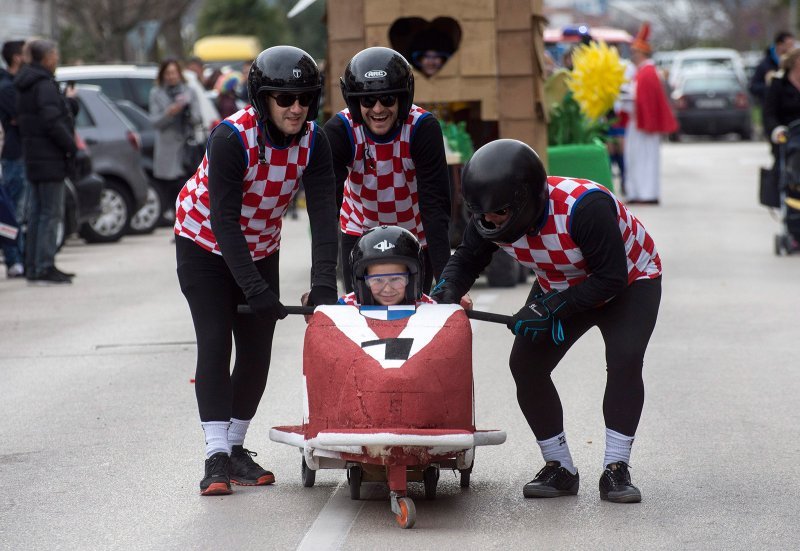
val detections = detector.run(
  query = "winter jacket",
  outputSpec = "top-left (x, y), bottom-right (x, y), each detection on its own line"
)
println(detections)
top-left (749, 47), bottom-right (780, 106)
top-left (14, 63), bottom-right (77, 183)
top-left (0, 68), bottom-right (22, 160)
top-left (149, 83), bottom-right (201, 180)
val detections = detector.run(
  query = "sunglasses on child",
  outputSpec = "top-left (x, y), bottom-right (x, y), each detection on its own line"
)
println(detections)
top-left (364, 272), bottom-right (409, 290)
top-left (270, 92), bottom-right (315, 108)
top-left (358, 94), bottom-right (398, 108)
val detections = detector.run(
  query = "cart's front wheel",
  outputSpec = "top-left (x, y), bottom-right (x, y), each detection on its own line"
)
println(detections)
top-left (775, 234), bottom-right (784, 256)
top-left (395, 497), bottom-right (416, 529)
top-left (459, 466), bottom-right (472, 488)
top-left (348, 465), bottom-right (363, 500)
top-left (301, 456), bottom-right (316, 488)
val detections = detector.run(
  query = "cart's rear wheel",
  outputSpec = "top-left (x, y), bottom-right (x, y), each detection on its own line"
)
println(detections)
top-left (395, 497), bottom-right (416, 529)
top-left (348, 465), bottom-right (362, 500)
top-left (423, 466), bottom-right (439, 500)
top-left (301, 456), bottom-right (316, 488)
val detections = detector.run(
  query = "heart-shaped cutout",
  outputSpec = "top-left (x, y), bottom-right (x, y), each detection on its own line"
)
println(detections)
top-left (389, 17), bottom-right (462, 78)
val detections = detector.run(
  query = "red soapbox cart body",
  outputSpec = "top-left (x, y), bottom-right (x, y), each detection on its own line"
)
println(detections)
top-left (270, 303), bottom-right (506, 528)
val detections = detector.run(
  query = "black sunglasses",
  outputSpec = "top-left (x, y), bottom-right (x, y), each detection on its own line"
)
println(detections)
top-left (270, 92), bottom-right (315, 108)
top-left (359, 94), bottom-right (398, 108)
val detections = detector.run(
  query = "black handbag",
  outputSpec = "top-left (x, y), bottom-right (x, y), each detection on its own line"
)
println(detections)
top-left (182, 136), bottom-right (205, 175)
top-left (759, 167), bottom-right (780, 208)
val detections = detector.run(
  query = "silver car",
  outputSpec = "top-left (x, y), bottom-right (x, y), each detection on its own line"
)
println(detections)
top-left (72, 85), bottom-right (151, 242)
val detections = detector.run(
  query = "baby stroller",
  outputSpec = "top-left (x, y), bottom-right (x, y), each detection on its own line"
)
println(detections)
top-left (772, 120), bottom-right (800, 255)
top-left (268, 304), bottom-right (507, 529)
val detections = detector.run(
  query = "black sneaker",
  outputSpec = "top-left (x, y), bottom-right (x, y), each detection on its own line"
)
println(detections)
top-left (30, 267), bottom-right (72, 285)
top-left (523, 461), bottom-right (579, 498)
top-left (230, 445), bottom-right (275, 486)
top-left (200, 452), bottom-right (232, 496)
top-left (53, 266), bottom-right (75, 278)
top-left (599, 461), bottom-right (641, 503)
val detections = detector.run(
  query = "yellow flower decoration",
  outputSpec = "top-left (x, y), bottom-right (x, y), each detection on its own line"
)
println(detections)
top-left (568, 41), bottom-right (626, 121)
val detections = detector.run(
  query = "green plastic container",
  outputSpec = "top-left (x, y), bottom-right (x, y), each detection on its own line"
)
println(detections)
top-left (546, 140), bottom-right (614, 192)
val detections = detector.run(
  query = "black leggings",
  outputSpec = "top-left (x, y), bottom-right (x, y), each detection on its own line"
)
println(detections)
top-left (340, 232), bottom-right (434, 294)
top-left (176, 237), bottom-right (279, 422)
top-left (509, 277), bottom-right (662, 439)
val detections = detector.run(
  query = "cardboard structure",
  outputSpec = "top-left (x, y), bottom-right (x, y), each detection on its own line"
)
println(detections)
top-left (326, 0), bottom-right (548, 156)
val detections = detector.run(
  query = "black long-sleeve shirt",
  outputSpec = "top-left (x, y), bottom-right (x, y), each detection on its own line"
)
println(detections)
top-left (440, 191), bottom-right (629, 315)
top-left (207, 124), bottom-right (339, 298)
top-left (323, 113), bottom-right (452, 280)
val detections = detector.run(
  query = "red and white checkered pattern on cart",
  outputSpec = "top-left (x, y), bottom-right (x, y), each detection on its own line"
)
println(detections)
top-left (338, 291), bottom-right (437, 306)
top-left (338, 106), bottom-right (430, 246)
top-left (174, 107), bottom-right (315, 260)
top-left (497, 177), bottom-right (662, 292)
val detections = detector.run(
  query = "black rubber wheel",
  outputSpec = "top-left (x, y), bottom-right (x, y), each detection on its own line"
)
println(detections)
top-left (301, 456), bottom-right (316, 488)
top-left (348, 465), bottom-right (362, 500)
top-left (79, 179), bottom-right (132, 243)
top-left (775, 234), bottom-right (784, 256)
top-left (423, 466), bottom-right (439, 500)
top-left (459, 466), bottom-right (472, 488)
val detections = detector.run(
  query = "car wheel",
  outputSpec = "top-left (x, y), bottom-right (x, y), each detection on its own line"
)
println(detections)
top-left (79, 179), bottom-right (132, 243)
top-left (739, 128), bottom-right (753, 141)
top-left (129, 182), bottom-right (162, 235)
top-left (486, 250), bottom-right (518, 287)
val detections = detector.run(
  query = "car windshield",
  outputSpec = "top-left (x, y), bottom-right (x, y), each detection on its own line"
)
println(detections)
top-left (683, 76), bottom-right (741, 94)
top-left (681, 58), bottom-right (736, 71)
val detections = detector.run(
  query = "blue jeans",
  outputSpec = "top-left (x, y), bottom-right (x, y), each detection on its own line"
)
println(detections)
top-left (26, 180), bottom-right (65, 277)
top-left (1, 159), bottom-right (28, 267)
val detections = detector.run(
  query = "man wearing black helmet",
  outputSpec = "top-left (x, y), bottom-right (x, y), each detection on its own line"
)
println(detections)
top-left (432, 139), bottom-right (662, 504)
top-left (323, 47), bottom-right (451, 295)
top-left (174, 46), bottom-right (339, 496)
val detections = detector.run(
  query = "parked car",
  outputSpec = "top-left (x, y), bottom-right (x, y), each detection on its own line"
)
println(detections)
top-left (670, 67), bottom-right (753, 140)
top-left (56, 64), bottom-right (221, 137)
top-left (668, 48), bottom-right (748, 89)
top-left (58, 132), bottom-right (104, 248)
top-left (71, 85), bottom-right (151, 242)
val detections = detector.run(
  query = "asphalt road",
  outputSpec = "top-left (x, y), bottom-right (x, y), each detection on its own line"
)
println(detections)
top-left (1, 139), bottom-right (799, 550)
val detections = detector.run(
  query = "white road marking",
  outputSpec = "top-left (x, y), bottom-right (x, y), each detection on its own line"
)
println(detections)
top-left (296, 478), bottom-right (377, 551)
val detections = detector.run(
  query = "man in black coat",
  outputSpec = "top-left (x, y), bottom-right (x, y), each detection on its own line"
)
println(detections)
top-left (14, 39), bottom-right (77, 284)
top-left (749, 30), bottom-right (795, 107)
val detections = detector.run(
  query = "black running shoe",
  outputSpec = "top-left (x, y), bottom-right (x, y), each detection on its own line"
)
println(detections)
top-left (230, 445), bottom-right (275, 486)
top-left (200, 452), bottom-right (232, 496)
top-left (53, 266), bottom-right (75, 278)
top-left (30, 267), bottom-right (72, 285)
top-left (599, 461), bottom-right (641, 503)
top-left (523, 461), bottom-right (580, 498)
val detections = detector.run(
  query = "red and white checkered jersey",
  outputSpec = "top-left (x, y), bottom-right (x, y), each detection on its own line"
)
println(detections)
top-left (338, 292), bottom-right (436, 306)
top-left (174, 107), bottom-right (315, 260)
top-left (497, 177), bottom-right (662, 292)
top-left (338, 106), bottom-right (430, 246)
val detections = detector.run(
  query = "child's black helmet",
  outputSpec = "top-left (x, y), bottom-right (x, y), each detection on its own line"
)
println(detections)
top-left (461, 139), bottom-right (548, 243)
top-left (350, 225), bottom-right (424, 305)
top-left (340, 47), bottom-right (414, 126)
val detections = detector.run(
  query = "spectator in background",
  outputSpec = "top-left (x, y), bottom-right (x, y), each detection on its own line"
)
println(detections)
top-left (213, 71), bottom-right (243, 119)
top-left (410, 29), bottom-right (453, 77)
top-left (621, 23), bottom-right (677, 205)
top-left (237, 59), bottom-right (254, 101)
top-left (149, 59), bottom-right (201, 218)
top-left (762, 47), bottom-right (800, 165)
top-left (14, 38), bottom-right (77, 284)
top-left (750, 31), bottom-right (795, 107)
top-left (185, 56), bottom-right (205, 83)
top-left (0, 40), bottom-right (27, 278)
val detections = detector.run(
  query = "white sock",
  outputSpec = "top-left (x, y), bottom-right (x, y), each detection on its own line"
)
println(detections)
top-left (202, 421), bottom-right (231, 458)
top-left (228, 418), bottom-right (251, 448)
top-left (537, 431), bottom-right (576, 474)
top-left (604, 428), bottom-right (635, 468)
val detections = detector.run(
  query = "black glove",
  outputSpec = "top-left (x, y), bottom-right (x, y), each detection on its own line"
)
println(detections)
top-left (246, 288), bottom-right (288, 321)
top-left (306, 285), bottom-right (339, 307)
top-left (430, 278), bottom-right (461, 304)
top-left (507, 290), bottom-right (567, 344)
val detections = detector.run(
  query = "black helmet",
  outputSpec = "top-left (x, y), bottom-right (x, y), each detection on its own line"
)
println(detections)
top-left (340, 47), bottom-right (414, 125)
top-left (350, 225), bottom-right (424, 305)
top-left (248, 45), bottom-right (321, 124)
top-left (461, 139), bottom-right (548, 243)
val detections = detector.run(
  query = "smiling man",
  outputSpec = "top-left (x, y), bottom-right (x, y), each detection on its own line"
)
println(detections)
top-left (324, 47), bottom-right (452, 295)
top-left (173, 46), bottom-right (339, 496)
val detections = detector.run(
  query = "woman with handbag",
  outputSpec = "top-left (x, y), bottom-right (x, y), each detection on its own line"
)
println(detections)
top-left (149, 59), bottom-right (202, 221)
